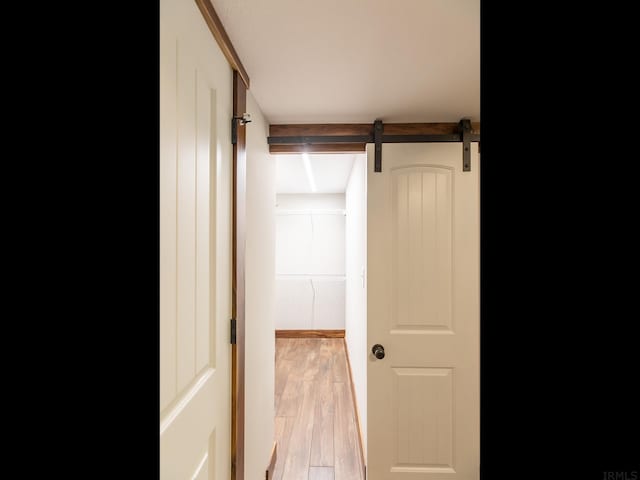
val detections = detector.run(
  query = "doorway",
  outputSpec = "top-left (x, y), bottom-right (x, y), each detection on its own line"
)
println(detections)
top-left (272, 152), bottom-right (368, 480)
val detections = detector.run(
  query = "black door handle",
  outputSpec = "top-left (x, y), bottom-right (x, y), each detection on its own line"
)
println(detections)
top-left (372, 344), bottom-right (385, 359)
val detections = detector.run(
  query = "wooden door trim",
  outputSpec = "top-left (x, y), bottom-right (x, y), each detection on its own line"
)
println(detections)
top-left (231, 70), bottom-right (247, 480)
top-left (194, 0), bottom-right (250, 88)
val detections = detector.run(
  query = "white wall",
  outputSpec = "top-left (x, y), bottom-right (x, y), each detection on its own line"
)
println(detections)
top-left (245, 91), bottom-right (276, 479)
top-left (345, 154), bottom-right (367, 461)
top-left (277, 193), bottom-right (345, 210)
top-left (275, 194), bottom-right (345, 330)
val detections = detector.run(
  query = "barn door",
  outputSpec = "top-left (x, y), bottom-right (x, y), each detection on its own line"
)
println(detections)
top-left (367, 143), bottom-right (479, 479)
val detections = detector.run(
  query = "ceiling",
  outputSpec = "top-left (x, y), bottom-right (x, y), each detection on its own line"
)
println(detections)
top-left (276, 154), bottom-right (359, 194)
top-left (212, 0), bottom-right (480, 124)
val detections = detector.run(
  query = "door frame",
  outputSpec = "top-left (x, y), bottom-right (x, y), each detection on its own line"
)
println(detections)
top-left (194, 1), bottom-right (250, 479)
top-left (194, 3), bottom-right (481, 478)
top-left (231, 70), bottom-right (247, 480)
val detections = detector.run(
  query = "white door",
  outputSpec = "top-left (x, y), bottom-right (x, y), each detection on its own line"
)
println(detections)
top-left (160, 0), bottom-right (233, 477)
top-left (367, 143), bottom-right (479, 479)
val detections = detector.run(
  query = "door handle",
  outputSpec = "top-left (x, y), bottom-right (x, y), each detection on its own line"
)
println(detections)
top-left (372, 344), bottom-right (385, 359)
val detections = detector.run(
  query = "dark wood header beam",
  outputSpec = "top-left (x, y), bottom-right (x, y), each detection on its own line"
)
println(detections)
top-left (270, 143), bottom-right (366, 154)
top-left (270, 124), bottom-right (372, 137)
top-left (195, 0), bottom-right (250, 88)
top-left (268, 122), bottom-right (480, 154)
top-left (270, 122), bottom-right (480, 138)
top-left (384, 122), bottom-right (480, 135)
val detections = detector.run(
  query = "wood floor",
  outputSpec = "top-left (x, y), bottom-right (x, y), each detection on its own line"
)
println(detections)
top-left (274, 338), bottom-right (364, 480)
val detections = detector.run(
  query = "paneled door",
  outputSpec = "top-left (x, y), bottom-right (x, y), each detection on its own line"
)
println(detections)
top-left (160, 0), bottom-right (233, 477)
top-left (367, 143), bottom-right (479, 479)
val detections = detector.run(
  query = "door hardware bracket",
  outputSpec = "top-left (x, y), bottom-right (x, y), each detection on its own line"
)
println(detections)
top-left (459, 118), bottom-right (472, 172)
top-left (371, 118), bottom-right (476, 173)
top-left (231, 113), bottom-right (252, 145)
top-left (374, 119), bottom-right (383, 172)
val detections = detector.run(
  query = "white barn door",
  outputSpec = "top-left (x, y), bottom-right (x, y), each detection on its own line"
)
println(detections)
top-left (160, 0), bottom-right (233, 477)
top-left (367, 143), bottom-right (480, 479)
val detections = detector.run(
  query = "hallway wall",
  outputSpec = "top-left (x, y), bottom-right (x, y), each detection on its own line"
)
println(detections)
top-left (245, 91), bottom-right (276, 479)
top-left (275, 194), bottom-right (345, 330)
top-left (345, 154), bottom-right (367, 460)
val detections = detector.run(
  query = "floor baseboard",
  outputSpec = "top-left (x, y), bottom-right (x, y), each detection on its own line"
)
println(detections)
top-left (275, 329), bottom-right (345, 338)
top-left (343, 338), bottom-right (367, 477)
top-left (266, 442), bottom-right (277, 479)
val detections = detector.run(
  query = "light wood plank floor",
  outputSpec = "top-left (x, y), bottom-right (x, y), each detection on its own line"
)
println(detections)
top-left (274, 338), bottom-right (364, 480)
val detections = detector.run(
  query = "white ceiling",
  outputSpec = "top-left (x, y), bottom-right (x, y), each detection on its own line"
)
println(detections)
top-left (212, 0), bottom-right (480, 124)
top-left (276, 154), bottom-right (359, 194)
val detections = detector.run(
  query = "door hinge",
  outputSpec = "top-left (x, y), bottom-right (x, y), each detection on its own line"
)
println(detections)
top-left (230, 318), bottom-right (237, 345)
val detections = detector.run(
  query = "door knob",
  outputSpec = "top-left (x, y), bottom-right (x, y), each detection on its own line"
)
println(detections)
top-left (372, 344), bottom-right (385, 359)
